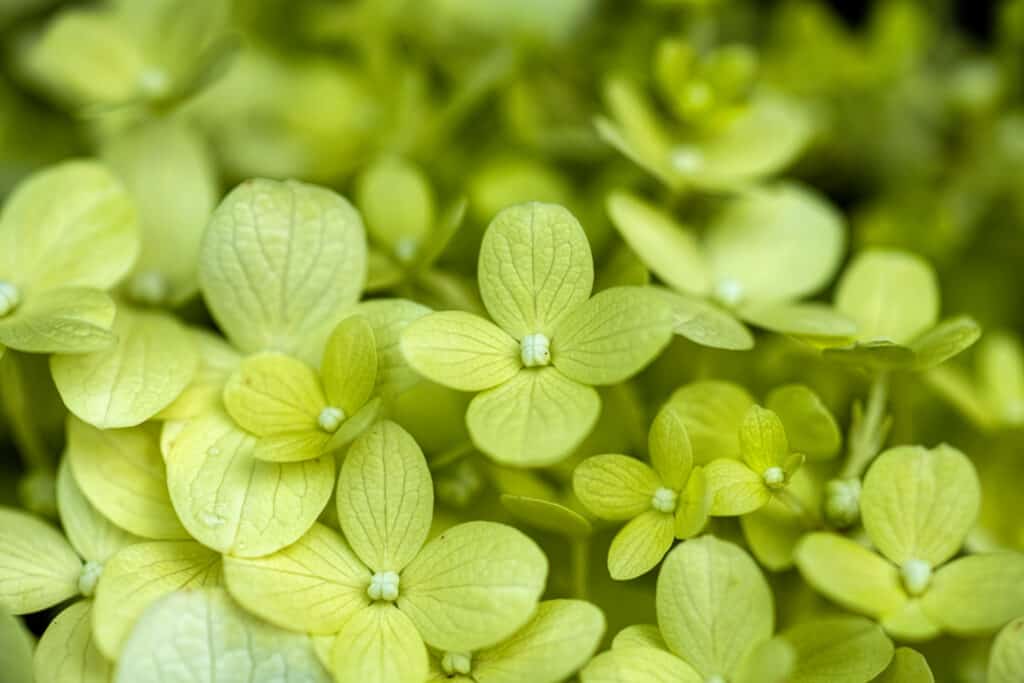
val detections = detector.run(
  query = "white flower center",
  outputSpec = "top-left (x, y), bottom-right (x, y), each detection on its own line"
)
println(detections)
top-left (705, 675), bottom-right (727, 683)
top-left (520, 333), bottom-right (551, 367)
top-left (138, 68), bottom-right (170, 96)
top-left (824, 478), bottom-right (862, 527)
top-left (651, 487), bottom-right (678, 513)
top-left (78, 561), bottom-right (103, 598)
top-left (900, 559), bottom-right (932, 596)
top-left (129, 270), bottom-right (170, 306)
top-left (317, 406), bottom-right (346, 433)
top-left (671, 145), bottom-right (705, 173)
top-left (441, 651), bottom-right (473, 676)
top-left (714, 278), bottom-right (744, 307)
top-left (0, 281), bottom-right (21, 317)
top-left (367, 571), bottom-right (400, 602)
top-left (762, 466), bottom-right (786, 490)
top-left (394, 237), bottom-right (418, 263)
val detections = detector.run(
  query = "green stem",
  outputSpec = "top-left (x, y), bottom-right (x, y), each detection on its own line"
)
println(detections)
top-left (841, 372), bottom-right (891, 479)
top-left (776, 488), bottom-right (821, 529)
top-left (571, 538), bottom-right (590, 600)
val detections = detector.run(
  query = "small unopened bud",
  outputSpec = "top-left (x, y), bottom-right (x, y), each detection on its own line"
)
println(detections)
top-left (367, 571), bottom-right (400, 602)
top-left (0, 281), bottom-right (21, 317)
top-left (900, 559), bottom-right (932, 596)
top-left (441, 651), bottom-right (473, 676)
top-left (824, 478), bottom-right (861, 528)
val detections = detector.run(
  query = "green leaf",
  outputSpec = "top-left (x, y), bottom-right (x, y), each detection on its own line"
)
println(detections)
top-left (224, 523), bottom-right (370, 635)
top-left (910, 315), bottom-right (982, 369)
top-left (0, 287), bottom-right (116, 354)
top-left (835, 250), bottom-right (939, 345)
top-left (35, 601), bottom-right (111, 683)
top-left (661, 291), bottom-right (754, 350)
top-left (989, 617), bottom-right (1024, 683)
top-left (581, 647), bottom-right (703, 683)
top-left (551, 286), bottom-right (674, 385)
top-left (704, 183), bottom-right (844, 303)
top-left (56, 457), bottom-right (139, 564)
top-left (860, 444), bottom-right (980, 565)
top-left (657, 536), bottom-right (773, 678)
top-left (66, 417), bottom-right (187, 540)
top-left (605, 191), bottom-right (709, 296)
top-left (704, 458), bottom-right (770, 515)
top-left (357, 156), bottom-right (435, 259)
top-left (921, 553), bottom-right (1024, 635)
top-left (166, 413), bottom-right (335, 557)
top-left (0, 606), bottom-right (33, 683)
top-left (478, 202), bottom-right (594, 339)
top-left (471, 599), bottom-right (606, 683)
top-left (608, 510), bottom-right (676, 580)
top-left (794, 533), bottom-right (906, 619)
top-left (337, 420), bottom-right (433, 572)
top-left (400, 311), bottom-right (521, 391)
top-left (667, 381), bottom-right (755, 464)
top-left (873, 647), bottom-right (934, 683)
top-left (765, 384), bottom-right (841, 460)
top-left (321, 315), bottom-right (377, 415)
top-left (782, 617), bottom-right (894, 683)
top-left (113, 587), bottom-right (331, 683)
top-left (223, 352), bottom-right (325, 437)
top-left (467, 367), bottom-right (600, 466)
top-left (573, 454), bottom-right (660, 520)
top-left (738, 302), bottom-right (857, 342)
top-left (93, 540), bottom-right (221, 659)
top-left (0, 160), bottom-right (138, 292)
top-left (399, 521), bottom-right (547, 651)
top-left (331, 604), bottom-right (428, 683)
top-left (198, 178), bottom-right (366, 363)
top-left (0, 506), bottom-right (81, 614)
top-left (499, 495), bottom-right (593, 538)
top-left (51, 308), bottom-right (199, 428)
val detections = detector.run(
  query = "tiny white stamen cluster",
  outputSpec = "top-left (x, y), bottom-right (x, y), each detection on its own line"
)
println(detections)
top-left (671, 145), bottom-right (705, 174)
top-left (714, 278), bottom-right (744, 307)
top-left (129, 270), bottom-right (170, 306)
top-left (138, 68), bottom-right (170, 97)
top-left (651, 487), bottom-right (678, 513)
top-left (900, 559), bottom-right (932, 596)
top-left (762, 466), bottom-right (786, 490)
top-left (367, 571), bottom-right (400, 602)
top-left (0, 281), bottom-right (21, 317)
top-left (394, 237), bottom-right (418, 263)
top-left (78, 561), bottom-right (104, 598)
top-left (441, 651), bottom-right (473, 676)
top-left (521, 333), bottom-right (551, 368)
top-left (318, 406), bottom-right (346, 433)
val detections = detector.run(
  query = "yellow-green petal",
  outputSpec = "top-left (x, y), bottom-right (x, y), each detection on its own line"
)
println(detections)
top-left (499, 495), bottom-right (593, 539)
top-left (662, 291), bottom-right (755, 350)
top-left (675, 466), bottom-right (710, 539)
top-left (56, 458), bottom-right (139, 564)
top-left (35, 601), bottom-right (111, 683)
top-left (782, 617), bottom-right (894, 683)
top-left (198, 178), bottom-right (366, 363)
top-left (740, 468), bottom-right (817, 571)
top-left (552, 286), bottom-right (674, 385)
top-left (400, 521), bottom-right (547, 651)
top-left (733, 638), bottom-right (796, 683)
top-left (989, 617), bottom-right (1024, 683)
top-left (979, 332), bottom-right (1024, 424)
top-left (321, 315), bottom-right (377, 414)
top-left (93, 540), bottom-right (221, 659)
top-left (400, 311), bottom-right (521, 391)
top-left (357, 156), bottom-right (435, 257)
top-left (467, 367), bottom-right (600, 466)
top-left (910, 315), bottom-right (982, 370)
top-left (0, 506), bottom-right (81, 614)
top-left (794, 533), bottom-right (906, 619)
top-left (657, 536), bottom-right (773, 678)
top-left (573, 454), bottom-right (660, 520)
top-left (765, 384), bottom-right (841, 461)
top-left (874, 647), bottom-right (934, 683)
top-left (861, 444), bottom-right (980, 565)
top-left (337, 420), bottom-right (433, 572)
top-left (253, 430), bottom-right (329, 463)
top-left (478, 202), bottom-right (594, 338)
top-left (738, 302), bottom-right (857, 342)
top-left (649, 406), bottom-right (694, 490)
top-left (611, 624), bottom-right (667, 651)
top-left (223, 352), bottom-right (325, 437)
top-left (608, 510), bottom-right (676, 580)
top-left (154, 328), bottom-right (241, 421)
top-left (0, 606), bottom-right (33, 683)
top-left (879, 600), bottom-right (942, 642)
top-left (331, 604), bottom-right (428, 683)
top-left (51, 308), bottom-right (200, 428)
top-left (739, 405), bottom-right (789, 473)
top-left (345, 299), bottom-right (431, 397)
top-left (667, 381), bottom-right (755, 464)
top-left (921, 553), bottom-right (1024, 636)
top-left (223, 523), bottom-right (370, 634)
top-left (704, 458), bottom-right (770, 516)
top-left (66, 417), bottom-right (188, 540)
top-left (581, 646), bottom-right (703, 683)
top-left (0, 287), bottom-right (116, 354)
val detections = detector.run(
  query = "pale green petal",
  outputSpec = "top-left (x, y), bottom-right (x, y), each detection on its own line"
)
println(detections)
top-left (675, 466), bottom-right (711, 539)
top-left (66, 417), bottom-right (188, 540)
top-left (223, 523), bottom-right (370, 634)
top-left (661, 291), bottom-right (754, 350)
top-left (733, 638), bottom-right (796, 683)
top-left (667, 381), bottom-right (755, 464)
top-left (739, 301), bottom-right (857, 343)
top-left (874, 647), bottom-right (934, 683)
top-left (166, 413), bottom-right (335, 557)
top-left (979, 332), bottom-right (1024, 424)
top-left (155, 328), bottom-right (241, 421)
top-left (323, 396), bottom-right (381, 453)
top-left (608, 510), bottom-right (676, 580)
top-left (93, 540), bottom-right (221, 659)
top-left (253, 430), bottom-right (329, 463)
top-left (782, 617), bottom-right (894, 683)
top-left (0, 506), bottom-right (81, 614)
top-left (909, 315), bottom-right (981, 369)
top-left (337, 420), bottom-right (433, 572)
top-left (198, 178), bottom-right (366, 363)
top-left (835, 250), bottom-right (939, 345)
top-left (611, 624), bottom-right (667, 651)
top-left (740, 468), bottom-right (816, 570)
top-left (345, 299), bottom-right (431, 397)
top-left (51, 308), bottom-right (199, 428)
top-left (921, 553), bottom-right (1024, 635)
top-left (472, 599), bottom-right (606, 683)
top-left (989, 617), bottom-right (1024, 683)
top-left (552, 286), bottom-right (674, 385)
top-left (581, 647), bottom-right (703, 683)
top-left (649, 406), bottom-right (694, 490)
top-left (739, 405), bottom-right (789, 473)
top-left (321, 315), bottom-right (377, 414)
top-left (704, 458), bottom-right (770, 516)
top-left (794, 533), bottom-right (906, 619)
top-left (597, 76), bottom-right (675, 186)
top-left (400, 311), bottom-right (520, 391)
top-left (0, 606), bottom-right (33, 683)
top-left (573, 454), bottom-right (660, 521)
top-left (57, 457), bottom-right (140, 564)
top-left (0, 160), bottom-right (138, 291)
top-left (657, 536), bottom-right (773, 678)
top-left (416, 197), bottom-right (466, 269)
top-left (331, 604), bottom-right (428, 683)
top-left (0, 287), bottom-right (115, 354)
top-left (357, 156), bottom-right (435, 256)
top-left (400, 521), bottom-right (547, 651)
top-left (113, 588), bottom-right (330, 683)
top-left (879, 600), bottom-right (942, 642)
top-left (704, 183), bottom-right (844, 303)
top-left (765, 384), bottom-right (841, 460)
top-left (605, 190), bottom-right (709, 296)
top-left (35, 601), bottom-right (111, 683)
top-left (861, 444), bottom-right (980, 565)
top-left (222, 352), bottom-right (325, 437)
top-left (478, 202), bottom-right (594, 338)
top-left (467, 367), bottom-right (600, 466)
top-left (499, 495), bottom-right (593, 538)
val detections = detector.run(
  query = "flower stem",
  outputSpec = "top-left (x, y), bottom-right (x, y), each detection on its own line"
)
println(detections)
top-left (571, 537), bottom-right (590, 600)
top-left (841, 372), bottom-right (891, 479)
